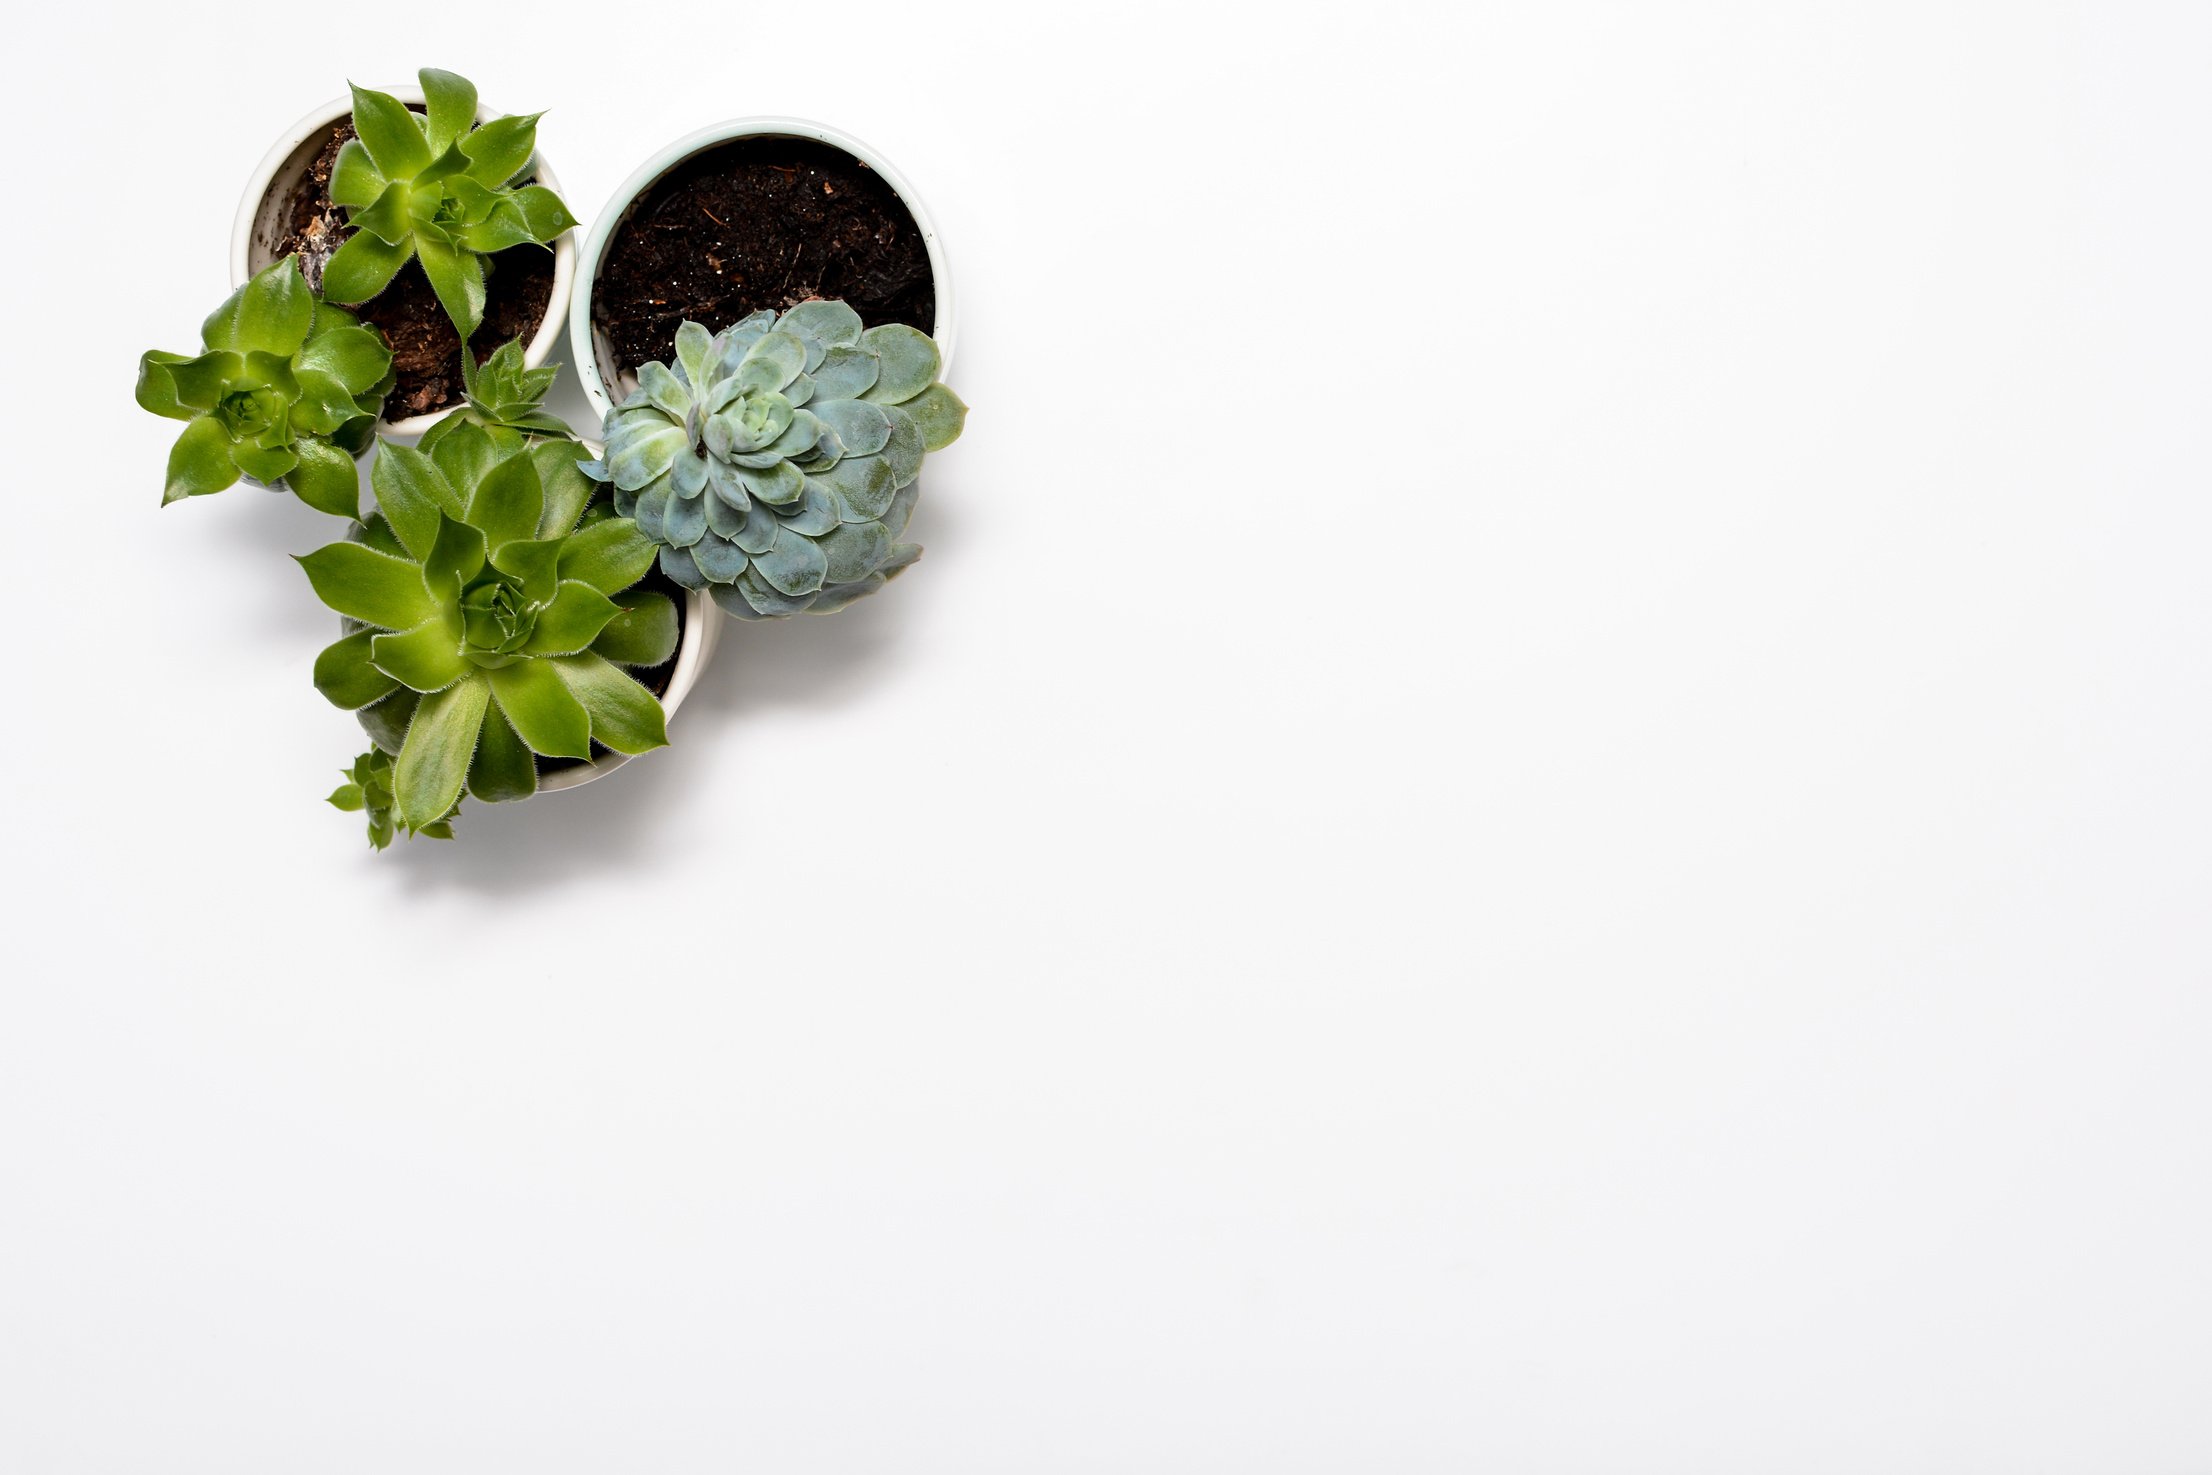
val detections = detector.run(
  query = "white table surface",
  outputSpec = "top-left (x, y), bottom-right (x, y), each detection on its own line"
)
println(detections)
top-left (5, 3), bottom-right (2209, 1470)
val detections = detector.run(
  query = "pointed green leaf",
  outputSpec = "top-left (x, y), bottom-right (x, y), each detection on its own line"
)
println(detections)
top-left (467, 700), bottom-right (538, 802)
top-left (328, 783), bottom-right (367, 812)
top-left (197, 280), bottom-right (251, 352)
top-left (359, 688), bottom-right (419, 755)
top-left (287, 368), bottom-right (360, 437)
top-left (220, 256), bottom-right (316, 357)
top-left (370, 441), bottom-right (461, 559)
top-left (423, 513), bottom-right (487, 609)
top-left (465, 448), bottom-right (544, 549)
top-left (349, 82), bottom-right (432, 179)
top-left (457, 111), bottom-right (541, 186)
top-left (358, 511), bottom-right (410, 558)
top-left (348, 180), bottom-right (414, 246)
top-left (523, 580), bottom-right (621, 656)
top-left (554, 653), bottom-right (669, 754)
top-left (531, 439), bottom-right (595, 536)
top-left (296, 542), bottom-right (437, 630)
top-left (416, 235), bottom-right (486, 336)
top-left (285, 438), bottom-right (362, 518)
top-left (394, 677), bottom-right (490, 828)
top-left (314, 630), bottom-right (402, 710)
top-left (592, 590), bottom-right (680, 667)
top-left (162, 350), bottom-right (240, 412)
top-left (458, 199), bottom-right (537, 255)
top-left (419, 68), bottom-right (479, 155)
top-left (509, 185), bottom-right (576, 242)
top-left (322, 228), bottom-right (413, 305)
top-left (428, 418), bottom-right (501, 500)
top-left (163, 418), bottom-right (240, 504)
top-left (487, 659), bottom-right (591, 759)
top-left (232, 441), bottom-right (297, 484)
top-left (135, 351), bottom-right (198, 420)
top-left (557, 516), bottom-right (658, 595)
top-left (416, 140), bottom-right (472, 186)
top-left (297, 324), bottom-right (393, 397)
top-left (488, 536), bottom-right (562, 604)
top-left (371, 620), bottom-right (469, 693)
top-left (328, 138), bottom-right (385, 208)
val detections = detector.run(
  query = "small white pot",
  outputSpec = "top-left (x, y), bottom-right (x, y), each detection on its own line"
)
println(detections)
top-left (568, 116), bottom-right (955, 424)
top-left (231, 87), bottom-right (577, 440)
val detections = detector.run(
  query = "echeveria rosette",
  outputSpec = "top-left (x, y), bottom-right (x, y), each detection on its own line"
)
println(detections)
top-left (299, 421), bottom-right (678, 830)
top-left (321, 68), bottom-right (577, 337)
top-left (135, 255), bottom-right (393, 515)
top-left (583, 301), bottom-right (967, 620)
top-left (328, 747), bottom-right (457, 848)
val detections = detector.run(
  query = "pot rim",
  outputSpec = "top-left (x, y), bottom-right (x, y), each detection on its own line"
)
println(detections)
top-left (230, 86), bottom-right (578, 441)
top-left (566, 114), bottom-right (955, 426)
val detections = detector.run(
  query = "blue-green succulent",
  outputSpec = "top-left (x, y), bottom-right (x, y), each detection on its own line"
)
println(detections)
top-left (583, 302), bottom-right (966, 619)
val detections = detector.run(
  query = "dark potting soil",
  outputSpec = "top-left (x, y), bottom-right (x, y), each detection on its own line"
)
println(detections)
top-left (535, 566), bottom-right (687, 777)
top-left (272, 120), bottom-right (555, 420)
top-left (590, 136), bottom-right (936, 376)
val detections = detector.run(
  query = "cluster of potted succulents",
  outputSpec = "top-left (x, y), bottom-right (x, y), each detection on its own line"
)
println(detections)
top-left (138, 70), bottom-right (966, 848)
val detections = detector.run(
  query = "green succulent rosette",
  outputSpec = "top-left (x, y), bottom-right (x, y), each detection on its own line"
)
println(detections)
top-left (136, 255), bottom-right (393, 515)
top-left (299, 422), bottom-right (678, 831)
top-left (321, 68), bottom-right (577, 337)
top-left (420, 335), bottom-right (572, 448)
top-left (583, 301), bottom-right (966, 620)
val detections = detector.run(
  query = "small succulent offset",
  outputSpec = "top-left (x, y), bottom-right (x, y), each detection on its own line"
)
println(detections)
top-left (321, 68), bottom-right (577, 337)
top-left (424, 336), bottom-right (573, 446)
top-left (328, 747), bottom-right (458, 848)
top-left (585, 301), bottom-right (966, 619)
top-left (136, 255), bottom-right (393, 515)
top-left (299, 420), bottom-right (678, 830)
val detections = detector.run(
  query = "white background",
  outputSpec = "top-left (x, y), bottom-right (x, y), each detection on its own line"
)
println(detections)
top-left (4, 2), bottom-right (2208, 1469)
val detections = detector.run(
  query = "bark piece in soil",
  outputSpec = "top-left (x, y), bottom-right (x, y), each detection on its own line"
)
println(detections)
top-left (272, 120), bottom-right (555, 420)
top-left (590, 135), bottom-right (937, 378)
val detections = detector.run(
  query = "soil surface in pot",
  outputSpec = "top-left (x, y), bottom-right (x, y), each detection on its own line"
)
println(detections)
top-left (272, 120), bottom-right (555, 421)
top-left (591, 136), bottom-right (936, 376)
top-left (536, 566), bottom-right (687, 777)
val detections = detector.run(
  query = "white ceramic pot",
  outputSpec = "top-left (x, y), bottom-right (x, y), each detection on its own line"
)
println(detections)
top-left (567, 116), bottom-right (955, 423)
top-left (231, 87), bottom-right (577, 440)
